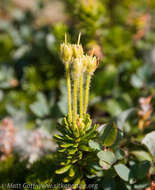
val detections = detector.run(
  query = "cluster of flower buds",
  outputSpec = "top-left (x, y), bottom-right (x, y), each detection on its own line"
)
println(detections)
top-left (72, 54), bottom-right (98, 76)
top-left (60, 34), bottom-right (98, 77)
top-left (60, 33), bottom-right (99, 129)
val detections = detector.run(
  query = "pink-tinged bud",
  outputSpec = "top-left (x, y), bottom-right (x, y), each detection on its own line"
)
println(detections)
top-left (60, 43), bottom-right (73, 63)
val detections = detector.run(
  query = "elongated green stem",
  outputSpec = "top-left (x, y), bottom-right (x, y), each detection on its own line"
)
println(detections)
top-left (73, 77), bottom-right (78, 128)
top-left (65, 64), bottom-right (72, 123)
top-left (84, 74), bottom-right (91, 114)
top-left (79, 74), bottom-right (83, 118)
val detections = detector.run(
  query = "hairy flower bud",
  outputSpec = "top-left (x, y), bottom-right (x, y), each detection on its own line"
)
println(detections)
top-left (86, 56), bottom-right (98, 75)
top-left (81, 55), bottom-right (89, 72)
top-left (60, 43), bottom-right (73, 63)
top-left (72, 44), bottom-right (83, 58)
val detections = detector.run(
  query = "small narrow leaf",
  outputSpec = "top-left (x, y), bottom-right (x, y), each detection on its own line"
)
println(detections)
top-left (79, 145), bottom-right (90, 152)
top-left (60, 143), bottom-right (73, 148)
top-left (73, 177), bottom-right (81, 189)
top-left (55, 165), bottom-right (71, 174)
top-left (58, 148), bottom-right (66, 152)
top-left (68, 148), bottom-right (78, 154)
top-left (69, 166), bottom-right (75, 177)
top-left (63, 177), bottom-right (71, 183)
top-left (80, 179), bottom-right (86, 190)
top-left (54, 134), bottom-right (64, 140)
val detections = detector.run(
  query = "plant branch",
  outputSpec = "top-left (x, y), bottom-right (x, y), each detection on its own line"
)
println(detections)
top-left (84, 74), bottom-right (91, 114)
top-left (65, 64), bottom-right (72, 123)
top-left (79, 74), bottom-right (84, 118)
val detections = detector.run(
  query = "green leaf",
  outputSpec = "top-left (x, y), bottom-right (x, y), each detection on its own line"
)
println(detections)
top-left (131, 151), bottom-right (152, 162)
top-left (136, 161), bottom-right (150, 180)
top-left (69, 166), bottom-right (75, 177)
top-left (63, 177), bottom-right (71, 183)
top-left (55, 165), bottom-right (71, 174)
top-left (115, 149), bottom-right (124, 160)
top-left (111, 129), bottom-right (123, 148)
top-left (60, 143), bottom-right (74, 148)
top-left (30, 92), bottom-right (49, 117)
top-left (54, 134), bottom-right (64, 140)
top-left (134, 181), bottom-right (150, 189)
top-left (105, 99), bottom-right (122, 116)
top-left (68, 148), bottom-right (78, 154)
top-left (80, 179), bottom-right (86, 190)
top-left (130, 74), bottom-right (143, 88)
top-left (114, 164), bottom-right (130, 181)
top-left (116, 108), bottom-right (136, 130)
top-left (100, 123), bottom-right (117, 146)
top-left (89, 140), bottom-right (100, 150)
top-left (97, 151), bottom-right (116, 165)
top-left (58, 148), bottom-right (66, 152)
top-left (73, 177), bottom-right (81, 189)
top-left (79, 145), bottom-right (90, 152)
top-left (142, 131), bottom-right (155, 156)
top-left (99, 160), bottom-right (111, 170)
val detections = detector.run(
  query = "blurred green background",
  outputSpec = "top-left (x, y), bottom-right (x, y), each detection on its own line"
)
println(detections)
top-left (0, 0), bottom-right (154, 128)
top-left (0, 0), bottom-right (155, 186)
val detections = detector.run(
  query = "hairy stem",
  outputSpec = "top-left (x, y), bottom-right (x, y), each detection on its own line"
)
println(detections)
top-left (73, 77), bottom-right (78, 128)
top-left (65, 64), bottom-right (72, 123)
top-left (79, 74), bottom-right (84, 118)
top-left (84, 74), bottom-right (91, 114)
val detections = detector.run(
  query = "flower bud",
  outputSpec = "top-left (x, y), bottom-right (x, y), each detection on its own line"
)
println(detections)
top-left (81, 55), bottom-right (89, 72)
top-left (72, 44), bottom-right (83, 58)
top-left (60, 43), bottom-right (73, 63)
top-left (86, 56), bottom-right (98, 75)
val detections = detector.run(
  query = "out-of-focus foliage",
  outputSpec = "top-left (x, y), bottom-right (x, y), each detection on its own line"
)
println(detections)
top-left (0, 0), bottom-right (154, 189)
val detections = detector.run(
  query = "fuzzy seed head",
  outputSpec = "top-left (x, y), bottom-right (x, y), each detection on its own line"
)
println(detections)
top-left (60, 43), bottom-right (73, 63)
